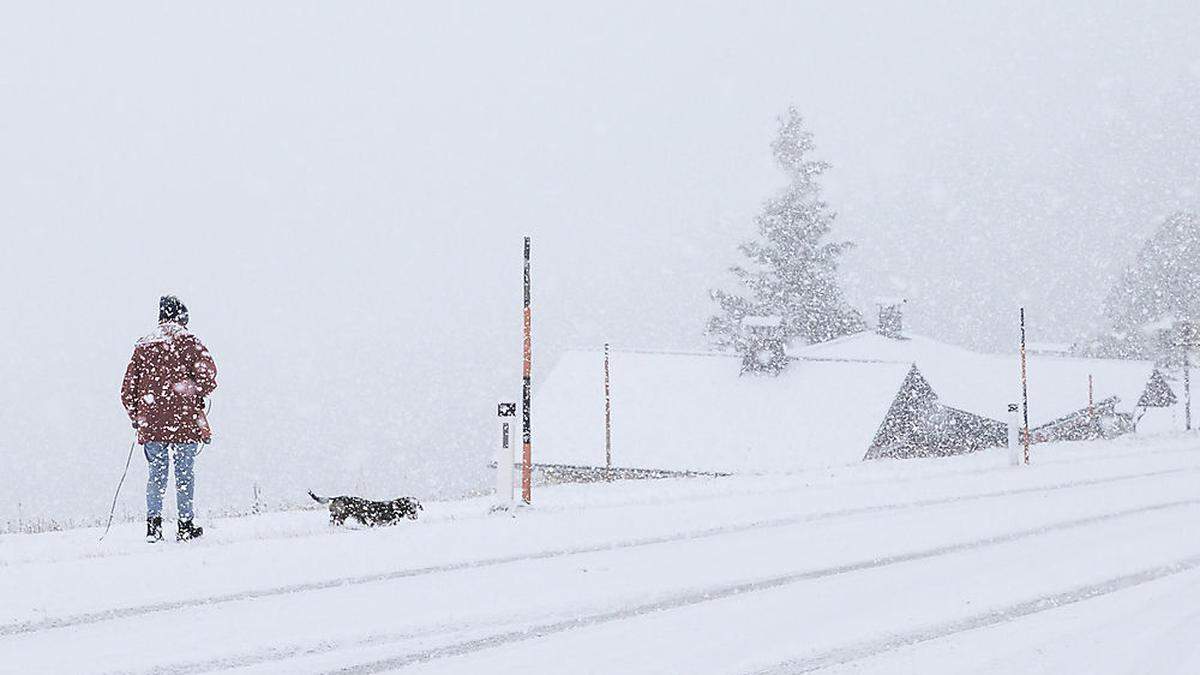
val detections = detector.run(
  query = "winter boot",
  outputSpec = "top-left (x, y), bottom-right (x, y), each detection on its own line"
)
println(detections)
top-left (146, 516), bottom-right (163, 543)
top-left (176, 519), bottom-right (204, 542)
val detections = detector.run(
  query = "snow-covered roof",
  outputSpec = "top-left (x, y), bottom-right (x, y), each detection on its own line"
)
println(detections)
top-left (536, 350), bottom-right (913, 474)
top-left (742, 315), bottom-right (783, 328)
top-left (797, 332), bottom-right (1160, 427)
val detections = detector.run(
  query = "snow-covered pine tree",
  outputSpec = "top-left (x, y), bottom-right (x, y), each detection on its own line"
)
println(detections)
top-left (708, 108), bottom-right (865, 356)
top-left (1138, 369), bottom-right (1178, 408)
top-left (1079, 212), bottom-right (1200, 360)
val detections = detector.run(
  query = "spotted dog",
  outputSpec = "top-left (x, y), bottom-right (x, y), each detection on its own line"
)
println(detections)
top-left (308, 491), bottom-right (423, 527)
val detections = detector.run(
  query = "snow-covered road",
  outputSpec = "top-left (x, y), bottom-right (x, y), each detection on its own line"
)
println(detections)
top-left (3, 435), bottom-right (1200, 674)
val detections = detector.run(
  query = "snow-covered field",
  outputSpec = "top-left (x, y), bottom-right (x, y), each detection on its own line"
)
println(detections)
top-left (4, 434), bottom-right (1200, 674)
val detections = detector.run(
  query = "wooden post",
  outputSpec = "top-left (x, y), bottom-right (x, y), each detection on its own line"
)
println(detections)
top-left (1020, 308), bottom-right (1031, 465)
top-left (522, 237), bottom-right (533, 504)
top-left (604, 343), bottom-right (613, 481)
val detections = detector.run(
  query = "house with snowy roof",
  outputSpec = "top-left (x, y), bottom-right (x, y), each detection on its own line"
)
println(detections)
top-left (534, 348), bottom-right (1005, 477)
top-left (535, 302), bottom-right (1181, 479)
top-left (795, 330), bottom-right (1179, 441)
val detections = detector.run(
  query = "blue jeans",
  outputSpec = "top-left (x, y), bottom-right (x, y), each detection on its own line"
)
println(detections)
top-left (145, 442), bottom-right (199, 520)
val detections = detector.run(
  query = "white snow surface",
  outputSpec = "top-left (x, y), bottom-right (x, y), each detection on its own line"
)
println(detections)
top-left (536, 349), bottom-right (912, 472)
top-left (4, 433), bottom-right (1200, 673)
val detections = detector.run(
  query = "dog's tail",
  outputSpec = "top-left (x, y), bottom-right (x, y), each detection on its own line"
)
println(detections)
top-left (308, 490), bottom-right (330, 504)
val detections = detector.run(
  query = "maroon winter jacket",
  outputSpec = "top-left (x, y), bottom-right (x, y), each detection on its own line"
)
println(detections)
top-left (121, 322), bottom-right (218, 444)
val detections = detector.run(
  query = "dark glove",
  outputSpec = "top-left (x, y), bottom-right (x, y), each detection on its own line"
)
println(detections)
top-left (131, 421), bottom-right (139, 430)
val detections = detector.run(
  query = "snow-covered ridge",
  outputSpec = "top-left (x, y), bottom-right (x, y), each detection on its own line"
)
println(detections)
top-left (3, 434), bottom-right (1200, 672)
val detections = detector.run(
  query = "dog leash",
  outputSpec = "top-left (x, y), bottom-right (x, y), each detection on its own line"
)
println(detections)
top-left (98, 433), bottom-right (138, 543)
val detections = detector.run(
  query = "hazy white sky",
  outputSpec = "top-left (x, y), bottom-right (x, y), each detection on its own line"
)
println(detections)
top-left (2, 2), bottom-right (1199, 517)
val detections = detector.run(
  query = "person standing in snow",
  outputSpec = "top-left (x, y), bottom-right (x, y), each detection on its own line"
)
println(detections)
top-left (121, 295), bottom-right (218, 543)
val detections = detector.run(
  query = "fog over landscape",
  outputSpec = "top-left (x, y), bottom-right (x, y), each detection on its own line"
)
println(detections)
top-left (2, 2), bottom-right (1199, 525)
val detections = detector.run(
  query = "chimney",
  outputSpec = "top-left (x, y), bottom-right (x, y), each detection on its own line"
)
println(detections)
top-left (740, 315), bottom-right (787, 375)
top-left (877, 299), bottom-right (905, 340)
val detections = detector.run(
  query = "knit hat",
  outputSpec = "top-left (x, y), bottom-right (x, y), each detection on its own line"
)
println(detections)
top-left (159, 295), bottom-right (189, 326)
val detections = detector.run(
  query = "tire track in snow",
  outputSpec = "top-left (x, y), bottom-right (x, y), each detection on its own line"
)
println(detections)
top-left (751, 554), bottom-right (1200, 674)
top-left (1, 465), bottom-right (1194, 639)
top-left (325, 499), bottom-right (1200, 673)
top-left (112, 621), bottom-right (481, 675)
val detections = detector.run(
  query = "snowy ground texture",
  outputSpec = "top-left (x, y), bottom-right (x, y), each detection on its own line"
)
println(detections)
top-left (4, 434), bottom-right (1200, 674)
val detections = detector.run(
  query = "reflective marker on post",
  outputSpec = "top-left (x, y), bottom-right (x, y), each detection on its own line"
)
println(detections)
top-left (1007, 403), bottom-right (1022, 467)
top-left (496, 402), bottom-right (518, 509)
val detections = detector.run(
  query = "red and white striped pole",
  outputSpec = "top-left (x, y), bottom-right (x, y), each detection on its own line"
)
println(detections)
top-left (1019, 307), bottom-right (1031, 465)
top-left (521, 237), bottom-right (533, 504)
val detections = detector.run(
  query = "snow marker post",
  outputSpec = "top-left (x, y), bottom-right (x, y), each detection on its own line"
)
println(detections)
top-left (1088, 374), bottom-right (1097, 436)
top-left (1185, 361), bottom-right (1192, 431)
top-left (1178, 322), bottom-right (1196, 431)
top-left (1019, 307), bottom-right (1031, 465)
top-left (521, 237), bottom-right (533, 505)
top-left (604, 342), bottom-right (613, 481)
top-left (1088, 374), bottom-right (1094, 419)
top-left (495, 402), bottom-right (517, 509)
top-left (1007, 403), bottom-right (1021, 466)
